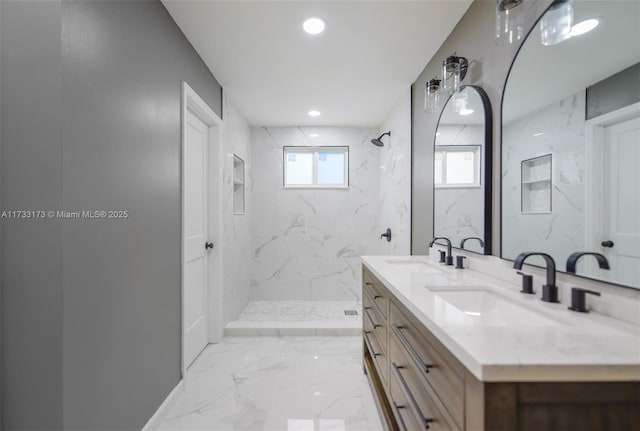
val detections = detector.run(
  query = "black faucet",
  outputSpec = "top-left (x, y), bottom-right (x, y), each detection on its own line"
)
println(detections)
top-left (459, 237), bottom-right (484, 249)
top-left (429, 237), bottom-right (453, 265)
top-left (566, 252), bottom-right (610, 274)
top-left (513, 252), bottom-right (559, 303)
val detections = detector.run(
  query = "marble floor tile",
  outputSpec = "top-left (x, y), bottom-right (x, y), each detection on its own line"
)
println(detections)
top-left (156, 337), bottom-right (382, 431)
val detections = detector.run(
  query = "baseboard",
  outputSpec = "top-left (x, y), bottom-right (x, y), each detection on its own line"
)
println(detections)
top-left (141, 379), bottom-right (184, 431)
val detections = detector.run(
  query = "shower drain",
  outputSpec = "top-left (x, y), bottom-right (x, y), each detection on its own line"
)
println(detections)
top-left (344, 310), bottom-right (358, 316)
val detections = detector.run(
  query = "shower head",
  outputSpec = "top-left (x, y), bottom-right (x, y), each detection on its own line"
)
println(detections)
top-left (371, 131), bottom-right (391, 147)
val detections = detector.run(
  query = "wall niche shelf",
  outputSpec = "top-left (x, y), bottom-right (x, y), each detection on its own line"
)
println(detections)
top-left (233, 154), bottom-right (245, 215)
top-left (521, 154), bottom-right (551, 214)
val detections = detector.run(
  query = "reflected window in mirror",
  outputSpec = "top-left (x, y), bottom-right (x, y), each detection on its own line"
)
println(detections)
top-left (501, 0), bottom-right (640, 289)
top-left (433, 86), bottom-right (492, 255)
top-left (435, 146), bottom-right (481, 188)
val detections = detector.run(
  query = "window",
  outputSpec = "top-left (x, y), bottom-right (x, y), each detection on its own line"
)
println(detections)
top-left (434, 145), bottom-right (481, 188)
top-left (284, 146), bottom-right (349, 188)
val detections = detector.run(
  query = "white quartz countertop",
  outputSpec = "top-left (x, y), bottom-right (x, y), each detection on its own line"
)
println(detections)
top-left (361, 255), bottom-right (640, 382)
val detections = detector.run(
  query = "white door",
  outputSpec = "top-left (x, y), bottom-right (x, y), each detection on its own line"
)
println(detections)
top-left (184, 108), bottom-right (210, 368)
top-left (603, 114), bottom-right (640, 285)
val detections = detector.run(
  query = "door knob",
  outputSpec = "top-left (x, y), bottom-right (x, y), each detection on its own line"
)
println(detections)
top-left (205, 242), bottom-right (214, 250)
top-left (601, 240), bottom-right (614, 248)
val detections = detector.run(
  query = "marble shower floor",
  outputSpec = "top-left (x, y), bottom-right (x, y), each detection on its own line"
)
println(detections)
top-left (225, 301), bottom-right (362, 336)
top-left (156, 336), bottom-right (383, 431)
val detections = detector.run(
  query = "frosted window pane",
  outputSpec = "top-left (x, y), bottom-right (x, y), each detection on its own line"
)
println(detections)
top-left (434, 152), bottom-right (443, 184)
top-left (446, 152), bottom-right (474, 184)
top-left (317, 152), bottom-right (345, 185)
top-left (286, 152), bottom-right (313, 184)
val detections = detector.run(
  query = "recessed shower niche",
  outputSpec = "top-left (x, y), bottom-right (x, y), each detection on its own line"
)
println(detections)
top-left (521, 154), bottom-right (551, 214)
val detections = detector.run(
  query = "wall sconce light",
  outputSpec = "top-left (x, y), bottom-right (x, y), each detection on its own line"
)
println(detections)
top-left (442, 54), bottom-right (468, 95)
top-left (424, 78), bottom-right (441, 113)
top-left (495, 0), bottom-right (525, 45)
top-left (424, 53), bottom-right (469, 113)
top-left (540, 0), bottom-right (573, 46)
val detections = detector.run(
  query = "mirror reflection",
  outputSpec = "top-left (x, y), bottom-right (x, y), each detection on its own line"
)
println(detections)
top-left (502, 0), bottom-right (640, 288)
top-left (434, 86), bottom-right (491, 254)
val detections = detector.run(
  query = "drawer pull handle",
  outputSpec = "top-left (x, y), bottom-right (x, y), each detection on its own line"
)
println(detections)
top-left (364, 308), bottom-right (382, 328)
top-left (364, 287), bottom-right (381, 305)
top-left (392, 362), bottom-right (435, 429)
top-left (365, 282), bottom-right (373, 286)
top-left (392, 324), bottom-right (433, 373)
top-left (364, 332), bottom-right (382, 358)
top-left (392, 402), bottom-right (409, 431)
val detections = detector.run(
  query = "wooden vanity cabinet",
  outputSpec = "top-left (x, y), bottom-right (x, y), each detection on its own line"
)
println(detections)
top-left (362, 266), bottom-right (640, 431)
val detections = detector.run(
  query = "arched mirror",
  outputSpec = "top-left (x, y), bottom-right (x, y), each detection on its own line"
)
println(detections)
top-left (434, 85), bottom-right (492, 254)
top-left (501, 0), bottom-right (640, 288)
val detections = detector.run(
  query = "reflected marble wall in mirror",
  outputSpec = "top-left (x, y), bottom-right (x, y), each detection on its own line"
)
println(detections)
top-left (434, 86), bottom-right (492, 254)
top-left (502, 0), bottom-right (640, 288)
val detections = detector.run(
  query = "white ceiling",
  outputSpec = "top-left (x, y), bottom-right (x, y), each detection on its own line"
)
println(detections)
top-left (162, 1), bottom-right (473, 126)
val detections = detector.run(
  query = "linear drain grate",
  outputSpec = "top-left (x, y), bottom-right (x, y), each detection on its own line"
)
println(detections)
top-left (344, 310), bottom-right (358, 316)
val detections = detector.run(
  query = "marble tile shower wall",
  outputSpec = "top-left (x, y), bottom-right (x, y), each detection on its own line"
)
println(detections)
top-left (250, 127), bottom-right (381, 301)
top-left (379, 90), bottom-right (412, 255)
top-left (222, 95), bottom-right (253, 326)
top-left (502, 91), bottom-right (585, 263)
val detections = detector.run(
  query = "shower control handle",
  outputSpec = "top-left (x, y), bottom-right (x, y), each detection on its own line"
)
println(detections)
top-left (380, 228), bottom-right (392, 242)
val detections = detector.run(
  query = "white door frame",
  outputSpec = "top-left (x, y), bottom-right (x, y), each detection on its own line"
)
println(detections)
top-left (181, 81), bottom-right (224, 377)
top-left (584, 102), bottom-right (640, 275)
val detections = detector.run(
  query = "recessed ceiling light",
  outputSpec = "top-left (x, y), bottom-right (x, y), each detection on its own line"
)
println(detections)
top-left (459, 108), bottom-right (474, 116)
top-left (571, 19), bottom-right (599, 37)
top-left (310, 133), bottom-right (320, 138)
top-left (303, 17), bottom-right (325, 35)
top-left (308, 110), bottom-right (321, 117)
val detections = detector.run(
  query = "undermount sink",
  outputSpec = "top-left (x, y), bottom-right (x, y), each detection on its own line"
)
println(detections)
top-left (384, 259), bottom-right (442, 273)
top-left (431, 287), bottom-right (563, 327)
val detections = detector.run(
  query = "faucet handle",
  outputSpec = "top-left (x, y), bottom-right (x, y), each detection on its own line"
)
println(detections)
top-left (438, 250), bottom-right (447, 263)
top-left (568, 287), bottom-right (601, 313)
top-left (516, 271), bottom-right (535, 294)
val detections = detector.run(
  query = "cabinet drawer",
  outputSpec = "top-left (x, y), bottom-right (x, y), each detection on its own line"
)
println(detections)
top-left (389, 368), bottom-right (424, 431)
top-left (363, 293), bottom-right (387, 353)
top-left (363, 268), bottom-right (388, 319)
top-left (389, 334), bottom-right (460, 431)
top-left (390, 300), bottom-right (465, 429)
top-left (364, 324), bottom-right (388, 384)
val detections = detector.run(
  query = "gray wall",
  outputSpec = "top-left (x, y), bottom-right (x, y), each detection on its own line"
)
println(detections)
top-left (411, 0), bottom-right (552, 255)
top-left (1, 1), bottom-right (222, 429)
top-left (1, 2), bottom-right (64, 429)
top-left (587, 62), bottom-right (640, 120)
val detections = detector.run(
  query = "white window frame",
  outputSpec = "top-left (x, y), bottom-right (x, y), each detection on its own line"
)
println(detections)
top-left (283, 146), bottom-right (349, 189)
top-left (434, 145), bottom-right (482, 189)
